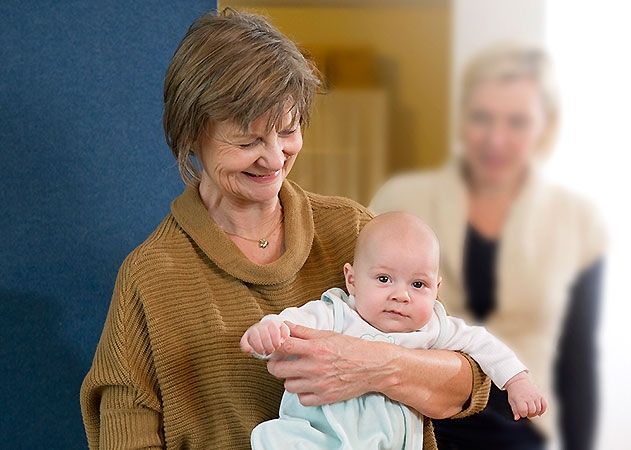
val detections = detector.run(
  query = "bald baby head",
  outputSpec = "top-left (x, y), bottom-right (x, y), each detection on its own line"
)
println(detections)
top-left (354, 211), bottom-right (440, 269)
top-left (343, 211), bottom-right (442, 332)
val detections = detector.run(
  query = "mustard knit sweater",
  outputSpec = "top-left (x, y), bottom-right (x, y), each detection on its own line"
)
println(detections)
top-left (80, 180), bottom-right (489, 449)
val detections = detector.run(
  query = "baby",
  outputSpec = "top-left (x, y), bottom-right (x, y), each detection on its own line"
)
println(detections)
top-left (241, 211), bottom-right (545, 449)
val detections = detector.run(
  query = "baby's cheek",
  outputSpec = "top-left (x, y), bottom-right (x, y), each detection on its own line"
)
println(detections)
top-left (414, 300), bottom-right (435, 327)
top-left (356, 302), bottom-right (380, 326)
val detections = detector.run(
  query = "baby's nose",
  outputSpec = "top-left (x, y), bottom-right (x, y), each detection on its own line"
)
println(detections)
top-left (391, 288), bottom-right (411, 303)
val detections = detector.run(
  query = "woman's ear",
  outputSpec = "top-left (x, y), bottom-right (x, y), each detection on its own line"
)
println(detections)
top-left (343, 263), bottom-right (356, 295)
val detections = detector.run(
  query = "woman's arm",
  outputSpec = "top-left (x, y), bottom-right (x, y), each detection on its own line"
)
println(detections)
top-left (80, 262), bottom-right (163, 449)
top-left (378, 346), bottom-right (490, 419)
top-left (267, 322), bottom-right (490, 419)
top-left (555, 259), bottom-right (604, 450)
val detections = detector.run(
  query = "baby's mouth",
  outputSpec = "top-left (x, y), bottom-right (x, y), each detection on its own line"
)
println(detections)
top-left (384, 310), bottom-right (408, 318)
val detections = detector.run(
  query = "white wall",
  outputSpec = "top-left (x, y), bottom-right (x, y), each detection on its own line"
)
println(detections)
top-left (545, 3), bottom-right (631, 449)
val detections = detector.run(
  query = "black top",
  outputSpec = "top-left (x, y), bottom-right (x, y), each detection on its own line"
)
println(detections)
top-left (433, 224), bottom-right (603, 450)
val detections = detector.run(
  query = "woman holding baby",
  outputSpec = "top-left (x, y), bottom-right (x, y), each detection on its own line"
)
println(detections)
top-left (80, 8), bottom-right (491, 450)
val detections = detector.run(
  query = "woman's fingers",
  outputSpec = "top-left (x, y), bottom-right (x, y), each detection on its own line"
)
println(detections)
top-left (277, 336), bottom-right (315, 356)
top-left (285, 322), bottom-right (334, 341)
top-left (267, 353), bottom-right (313, 379)
top-left (266, 330), bottom-right (383, 405)
top-left (296, 392), bottom-right (318, 407)
top-left (283, 376), bottom-right (323, 394)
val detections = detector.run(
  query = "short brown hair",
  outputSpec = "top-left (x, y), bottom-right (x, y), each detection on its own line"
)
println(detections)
top-left (163, 8), bottom-right (322, 184)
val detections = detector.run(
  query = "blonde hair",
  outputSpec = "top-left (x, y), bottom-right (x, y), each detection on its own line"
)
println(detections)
top-left (460, 43), bottom-right (560, 155)
top-left (163, 8), bottom-right (322, 184)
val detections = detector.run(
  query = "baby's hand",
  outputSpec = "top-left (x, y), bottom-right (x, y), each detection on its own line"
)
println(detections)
top-left (504, 371), bottom-right (547, 421)
top-left (240, 320), bottom-right (290, 357)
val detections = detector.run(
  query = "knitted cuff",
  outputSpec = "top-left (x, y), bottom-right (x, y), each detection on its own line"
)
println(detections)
top-left (451, 352), bottom-right (491, 419)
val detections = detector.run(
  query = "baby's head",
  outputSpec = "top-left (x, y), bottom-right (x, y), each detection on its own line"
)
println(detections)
top-left (344, 211), bottom-right (442, 333)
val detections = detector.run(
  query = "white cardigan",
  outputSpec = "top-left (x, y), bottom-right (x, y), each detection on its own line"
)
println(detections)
top-left (369, 162), bottom-right (606, 443)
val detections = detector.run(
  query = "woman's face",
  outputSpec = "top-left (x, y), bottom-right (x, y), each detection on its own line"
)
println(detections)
top-left (461, 78), bottom-right (547, 188)
top-left (197, 110), bottom-right (302, 205)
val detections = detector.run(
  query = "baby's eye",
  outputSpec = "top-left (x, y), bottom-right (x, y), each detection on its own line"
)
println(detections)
top-left (377, 275), bottom-right (390, 283)
top-left (412, 281), bottom-right (425, 289)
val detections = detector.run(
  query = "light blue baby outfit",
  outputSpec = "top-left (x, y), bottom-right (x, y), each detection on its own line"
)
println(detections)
top-left (252, 289), bottom-right (435, 450)
top-left (251, 288), bottom-right (526, 450)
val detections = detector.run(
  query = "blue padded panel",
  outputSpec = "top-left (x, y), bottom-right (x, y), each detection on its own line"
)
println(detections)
top-left (0, 1), bottom-right (216, 448)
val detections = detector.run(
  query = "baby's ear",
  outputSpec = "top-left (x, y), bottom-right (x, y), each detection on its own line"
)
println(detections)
top-left (343, 263), bottom-right (356, 295)
top-left (436, 275), bottom-right (442, 290)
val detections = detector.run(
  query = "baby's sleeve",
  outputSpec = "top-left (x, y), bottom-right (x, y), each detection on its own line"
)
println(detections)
top-left (260, 299), bottom-right (335, 332)
top-left (432, 301), bottom-right (527, 389)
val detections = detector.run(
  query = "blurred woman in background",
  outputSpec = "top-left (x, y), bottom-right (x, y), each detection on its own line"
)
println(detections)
top-left (371, 44), bottom-right (606, 450)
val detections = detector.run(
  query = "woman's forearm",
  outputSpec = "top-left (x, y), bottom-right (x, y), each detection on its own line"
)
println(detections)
top-left (268, 323), bottom-right (490, 416)
top-left (376, 347), bottom-right (478, 419)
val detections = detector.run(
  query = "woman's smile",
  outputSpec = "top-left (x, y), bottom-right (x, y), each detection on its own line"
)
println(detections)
top-left (243, 169), bottom-right (282, 183)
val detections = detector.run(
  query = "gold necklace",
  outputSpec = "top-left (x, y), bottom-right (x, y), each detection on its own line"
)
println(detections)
top-left (221, 215), bottom-right (284, 249)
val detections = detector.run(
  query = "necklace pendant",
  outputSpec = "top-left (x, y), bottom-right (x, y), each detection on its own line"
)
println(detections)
top-left (258, 238), bottom-right (269, 249)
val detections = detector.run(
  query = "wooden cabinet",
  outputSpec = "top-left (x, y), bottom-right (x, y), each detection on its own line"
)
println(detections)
top-left (289, 89), bottom-right (388, 205)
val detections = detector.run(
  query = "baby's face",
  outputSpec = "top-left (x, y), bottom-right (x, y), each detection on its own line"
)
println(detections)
top-left (344, 224), bottom-right (440, 333)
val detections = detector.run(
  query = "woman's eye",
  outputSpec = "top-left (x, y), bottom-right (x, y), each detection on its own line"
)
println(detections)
top-left (469, 110), bottom-right (491, 126)
top-left (377, 276), bottom-right (390, 283)
top-left (238, 141), bottom-right (259, 149)
top-left (509, 116), bottom-right (529, 131)
top-left (279, 128), bottom-right (297, 137)
top-left (412, 281), bottom-right (425, 289)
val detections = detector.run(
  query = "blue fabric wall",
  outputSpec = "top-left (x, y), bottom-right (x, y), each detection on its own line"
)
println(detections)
top-left (0, 1), bottom-right (215, 448)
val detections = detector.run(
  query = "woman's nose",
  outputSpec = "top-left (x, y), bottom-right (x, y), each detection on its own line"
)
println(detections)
top-left (488, 123), bottom-right (509, 149)
top-left (259, 136), bottom-right (285, 171)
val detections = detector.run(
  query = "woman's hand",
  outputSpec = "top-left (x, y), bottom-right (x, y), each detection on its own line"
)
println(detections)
top-left (266, 322), bottom-right (397, 406)
top-left (267, 322), bottom-right (479, 418)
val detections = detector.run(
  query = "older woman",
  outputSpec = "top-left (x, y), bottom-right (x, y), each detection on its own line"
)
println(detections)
top-left (371, 45), bottom-right (606, 450)
top-left (80, 9), bottom-right (490, 450)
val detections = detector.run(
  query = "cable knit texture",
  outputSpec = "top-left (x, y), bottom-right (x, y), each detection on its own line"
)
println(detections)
top-left (80, 179), bottom-right (489, 449)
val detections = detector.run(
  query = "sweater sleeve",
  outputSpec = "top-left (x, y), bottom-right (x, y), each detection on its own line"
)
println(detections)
top-left (420, 355), bottom-right (491, 449)
top-left (555, 258), bottom-right (604, 450)
top-left (261, 298), bottom-right (335, 331)
top-left (80, 259), bottom-right (163, 450)
top-left (450, 353), bottom-right (492, 419)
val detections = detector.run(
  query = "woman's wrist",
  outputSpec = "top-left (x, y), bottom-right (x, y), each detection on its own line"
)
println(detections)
top-left (363, 341), bottom-right (404, 394)
top-left (376, 347), bottom-right (479, 419)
